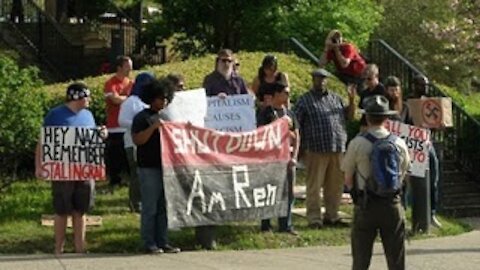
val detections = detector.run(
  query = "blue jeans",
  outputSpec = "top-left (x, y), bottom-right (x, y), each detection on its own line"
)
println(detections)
top-left (261, 166), bottom-right (295, 232)
top-left (138, 167), bottom-right (168, 249)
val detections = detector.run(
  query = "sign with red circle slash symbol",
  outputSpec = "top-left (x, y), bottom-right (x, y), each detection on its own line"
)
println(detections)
top-left (421, 99), bottom-right (442, 127)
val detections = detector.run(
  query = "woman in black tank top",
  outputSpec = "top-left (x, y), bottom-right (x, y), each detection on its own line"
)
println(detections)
top-left (251, 55), bottom-right (290, 109)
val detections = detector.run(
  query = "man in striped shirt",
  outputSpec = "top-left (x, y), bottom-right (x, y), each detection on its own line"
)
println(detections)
top-left (294, 68), bottom-right (356, 228)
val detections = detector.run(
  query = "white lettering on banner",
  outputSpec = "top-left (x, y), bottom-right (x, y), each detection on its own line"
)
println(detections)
top-left (253, 184), bottom-right (277, 207)
top-left (186, 170), bottom-right (206, 215)
top-left (170, 123), bottom-right (282, 154)
top-left (208, 192), bottom-right (226, 213)
top-left (172, 128), bottom-right (213, 154)
top-left (183, 165), bottom-right (281, 213)
top-left (253, 188), bottom-right (266, 207)
top-left (233, 165), bottom-right (252, 209)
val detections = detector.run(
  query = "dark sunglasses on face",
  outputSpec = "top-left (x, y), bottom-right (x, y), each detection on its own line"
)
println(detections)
top-left (220, 58), bottom-right (233, 64)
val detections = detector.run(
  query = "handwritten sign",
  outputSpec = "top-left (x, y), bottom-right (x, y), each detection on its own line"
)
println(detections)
top-left (407, 97), bottom-right (453, 128)
top-left (385, 120), bottom-right (430, 177)
top-left (162, 88), bottom-right (207, 127)
top-left (205, 94), bottom-right (256, 132)
top-left (39, 126), bottom-right (106, 181)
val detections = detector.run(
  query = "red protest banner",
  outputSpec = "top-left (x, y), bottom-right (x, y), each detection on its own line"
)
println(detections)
top-left (160, 118), bottom-right (291, 228)
top-left (161, 118), bottom-right (291, 167)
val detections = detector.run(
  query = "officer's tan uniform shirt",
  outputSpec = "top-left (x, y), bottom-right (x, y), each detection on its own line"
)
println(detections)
top-left (341, 126), bottom-right (411, 190)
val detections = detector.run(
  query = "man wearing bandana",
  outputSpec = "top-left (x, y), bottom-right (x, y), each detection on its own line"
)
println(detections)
top-left (35, 82), bottom-right (106, 255)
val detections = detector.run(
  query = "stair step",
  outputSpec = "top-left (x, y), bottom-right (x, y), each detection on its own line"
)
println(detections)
top-left (441, 204), bottom-right (480, 217)
top-left (442, 192), bottom-right (480, 206)
top-left (442, 171), bottom-right (471, 183)
top-left (441, 181), bottom-right (480, 194)
top-left (441, 160), bottom-right (458, 171)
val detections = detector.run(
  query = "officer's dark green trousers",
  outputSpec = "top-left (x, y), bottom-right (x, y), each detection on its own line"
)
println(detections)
top-left (351, 196), bottom-right (405, 270)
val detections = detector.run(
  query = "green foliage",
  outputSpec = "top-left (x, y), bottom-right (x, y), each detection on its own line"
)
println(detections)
top-left (150, 0), bottom-right (382, 57)
top-left (0, 56), bottom-right (44, 177)
top-left (41, 52), bottom-right (316, 118)
top-left (376, 0), bottom-right (480, 91)
top-left (41, 51), bottom-right (355, 121)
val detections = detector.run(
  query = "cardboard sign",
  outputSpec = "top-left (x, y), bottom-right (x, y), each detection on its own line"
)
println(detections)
top-left (385, 120), bottom-right (431, 177)
top-left (205, 94), bottom-right (256, 132)
top-left (407, 97), bottom-right (453, 128)
top-left (39, 126), bottom-right (106, 181)
top-left (161, 118), bottom-right (290, 228)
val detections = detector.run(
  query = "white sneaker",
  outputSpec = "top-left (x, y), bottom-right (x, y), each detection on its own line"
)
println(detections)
top-left (432, 215), bottom-right (442, 228)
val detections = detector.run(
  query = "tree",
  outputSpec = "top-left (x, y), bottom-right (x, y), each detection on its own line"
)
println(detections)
top-left (151, 0), bottom-right (382, 57)
top-left (376, 0), bottom-right (480, 91)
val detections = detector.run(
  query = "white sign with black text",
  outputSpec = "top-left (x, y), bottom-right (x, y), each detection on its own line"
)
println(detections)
top-left (384, 120), bottom-right (431, 177)
top-left (205, 94), bottom-right (256, 132)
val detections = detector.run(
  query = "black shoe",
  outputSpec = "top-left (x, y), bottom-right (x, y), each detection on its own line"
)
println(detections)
top-left (144, 247), bottom-right (163, 254)
top-left (161, 244), bottom-right (181, 253)
top-left (261, 226), bottom-right (273, 233)
top-left (323, 219), bottom-right (350, 228)
top-left (308, 222), bottom-right (323, 229)
top-left (279, 229), bottom-right (299, 236)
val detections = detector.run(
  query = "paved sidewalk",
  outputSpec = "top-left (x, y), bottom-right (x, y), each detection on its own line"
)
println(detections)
top-left (1, 219), bottom-right (479, 270)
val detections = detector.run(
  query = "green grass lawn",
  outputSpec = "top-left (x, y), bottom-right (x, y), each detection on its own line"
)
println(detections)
top-left (0, 180), bottom-right (471, 254)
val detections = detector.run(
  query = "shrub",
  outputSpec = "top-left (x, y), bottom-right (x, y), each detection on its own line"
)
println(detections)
top-left (0, 56), bottom-right (45, 177)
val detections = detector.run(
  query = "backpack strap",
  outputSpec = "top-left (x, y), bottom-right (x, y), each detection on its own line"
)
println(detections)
top-left (362, 132), bottom-right (394, 144)
top-left (362, 132), bottom-right (377, 144)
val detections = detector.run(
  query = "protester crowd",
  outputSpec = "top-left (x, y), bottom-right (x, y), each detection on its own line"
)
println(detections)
top-left (35, 29), bottom-right (443, 269)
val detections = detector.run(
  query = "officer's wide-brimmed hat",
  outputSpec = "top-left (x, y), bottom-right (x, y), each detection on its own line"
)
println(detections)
top-left (360, 95), bottom-right (397, 115)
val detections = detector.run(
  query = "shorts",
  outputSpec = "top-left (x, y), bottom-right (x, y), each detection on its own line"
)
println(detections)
top-left (52, 180), bottom-right (95, 215)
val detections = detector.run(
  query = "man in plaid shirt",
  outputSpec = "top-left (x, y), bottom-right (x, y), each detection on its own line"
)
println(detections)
top-left (294, 68), bottom-right (356, 228)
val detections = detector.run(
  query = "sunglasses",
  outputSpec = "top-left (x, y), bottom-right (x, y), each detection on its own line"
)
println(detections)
top-left (220, 58), bottom-right (233, 64)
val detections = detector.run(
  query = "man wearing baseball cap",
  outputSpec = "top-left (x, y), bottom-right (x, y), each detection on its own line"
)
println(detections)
top-left (293, 68), bottom-right (356, 229)
top-left (342, 95), bottom-right (410, 270)
top-left (35, 82), bottom-right (106, 255)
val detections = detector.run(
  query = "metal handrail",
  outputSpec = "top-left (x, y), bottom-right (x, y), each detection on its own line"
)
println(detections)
top-left (0, 0), bottom-right (85, 80)
top-left (288, 37), bottom-right (319, 65)
top-left (368, 39), bottom-right (480, 185)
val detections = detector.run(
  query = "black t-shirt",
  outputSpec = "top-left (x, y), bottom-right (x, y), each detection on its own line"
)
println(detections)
top-left (257, 72), bottom-right (286, 102)
top-left (257, 106), bottom-right (299, 131)
top-left (359, 83), bottom-right (386, 125)
top-left (131, 109), bottom-right (162, 168)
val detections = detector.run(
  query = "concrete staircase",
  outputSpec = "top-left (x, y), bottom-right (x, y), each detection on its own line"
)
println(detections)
top-left (440, 160), bottom-right (480, 217)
